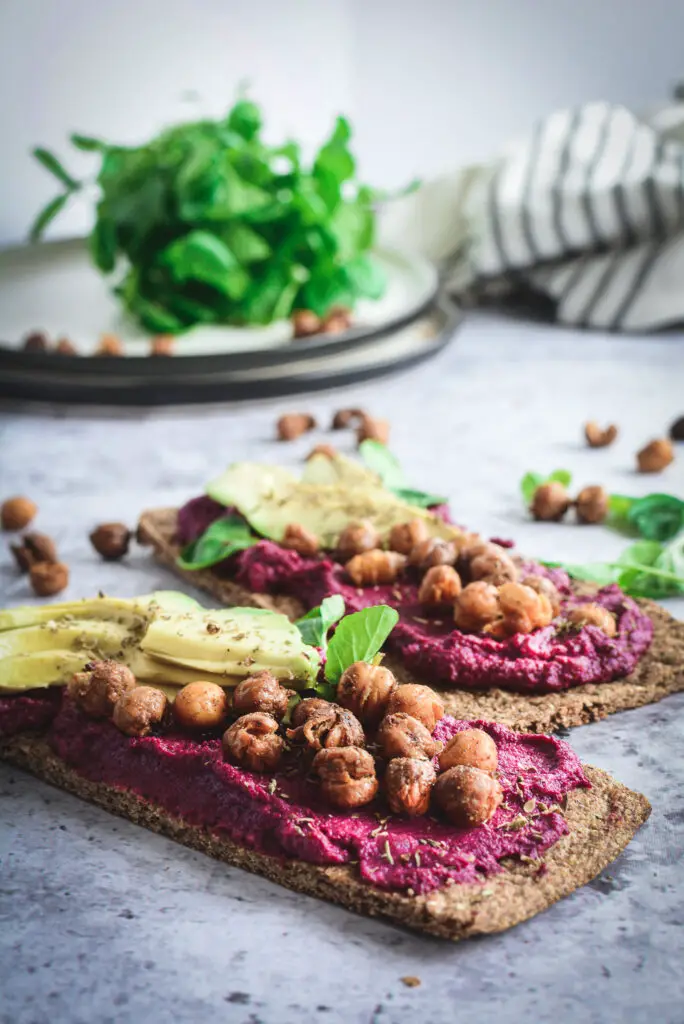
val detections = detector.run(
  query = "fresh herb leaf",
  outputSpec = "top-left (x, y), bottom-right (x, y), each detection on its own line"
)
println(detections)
top-left (29, 193), bottom-right (71, 242)
top-left (392, 487), bottom-right (448, 509)
top-left (70, 133), bottom-right (106, 152)
top-left (295, 595), bottom-right (345, 649)
top-left (176, 516), bottom-right (257, 570)
top-left (358, 440), bottom-right (406, 488)
top-left (542, 561), bottom-right (619, 587)
top-left (543, 534), bottom-right (684, 598)
top-left (32, 148), bottom-right (80, 191)
top-left (324, 605), bottom-right (399, 683)
top-left (625, 493), bottom-right (684, 542)
top-left (521, 470), bottom-right (572, 505)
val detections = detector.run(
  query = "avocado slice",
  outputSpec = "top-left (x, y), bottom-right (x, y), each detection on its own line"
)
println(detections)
top-left (0, 619), bottom-right (131, 660)
top-left (0, 650), bottom-right (108, 691)
top-left (140, 606), bottom-right (319, 686)
top-left (301, 452), bottom-right (380, 488)
top-left (0, 596), bottom-right (151, 634)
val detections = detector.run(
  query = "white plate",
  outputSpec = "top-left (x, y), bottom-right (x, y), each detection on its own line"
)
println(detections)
top-left (0, 238), bottom-right (438, 357)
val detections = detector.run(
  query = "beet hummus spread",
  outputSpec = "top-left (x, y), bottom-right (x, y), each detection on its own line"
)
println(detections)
top-left (0, 689), bottom-right (62, 738)
top-left (176, 497), bottom-right (654, 695)
top-left (6, 697), bottom-right (583, 895)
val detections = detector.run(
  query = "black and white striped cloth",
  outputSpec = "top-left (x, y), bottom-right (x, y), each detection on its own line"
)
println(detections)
top-left (383, 100), bottom-right (684, 332)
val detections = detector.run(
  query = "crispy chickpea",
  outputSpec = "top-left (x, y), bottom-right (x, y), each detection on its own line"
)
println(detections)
top-left (418, 565), bottom-right (462, 606)
top-left (336, 521), bottom-right (380, 562)
top-left (282, 523), bottom-right (319, 557)
top-left (453, 582), bottom-right (501, 632)
top-left (232, 671), bottom-right (294, 721)
top-left (113, 686), bottom-right (167, 737)
top-left (277, 412), bottom-right (316, 441)
top-left (313, 746), bottom-right (378, 808)
top-left (223, 713), bottom-right (284, 772)
top-left (68, 660), bottom-right (137, 719)
top-left (389, 519), bottom-right (429, 556)
top-left (173, 681), bottom-right (228, 731)
top-left (385, 684), bottom-right (444, 733)
top-left (337, 662), bottom-right (397, 727)
top-left (409, 538), bottom-right (457, 571)
top-left (566, 603), bottom-right (617, 637)
top-left (385, 758), bottom-right (436, 817)
top-left (290, 697), bottom-right (330, 728)
top-left (1, 496), bottom-right (37, 531)
top-left (585, 421), bottom-right (618, 448)
top-left (332, 407), bottom-right (366, 430)
top-left (376, 713), bottom-right (441, 761)
top-left (469, 546), bottom-right (518, 585)
top-left (575, 485), bottom-right (609, 524)
top-left (433, 765), bottom-right (503, 827)
top-left (357, 416), bottom-right (390, 446)
top-left (530, 482), bottom-right (570, 522)
top-left (287, 705), bottom-right (364, 753)
top-left (346, 549), bottom-right (406, 586)
top-left (438, 728), bottom-right (498, 773)
top-left (521, 574), bottom-right (562, 617)
top-left (487, 582), bottom-right (553, 637)
top-left (292, 309), bottom-right (321, 338)
top-left (637, 438), bottom-right (674, 473)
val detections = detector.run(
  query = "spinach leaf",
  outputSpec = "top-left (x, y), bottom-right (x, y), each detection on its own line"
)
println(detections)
top-left (358, 440), bottom-right (447, 508)
top-left (543, 535), bottom-right (684, 598)
top-left (392, 488), bottom-right (448, 508)
top-left (626, 493), bottom-right (684, 542)
top-left (324, 605), bottom-right (399, 683)
top-left (176, 516), bottom-right (257, 570)
top-left (295, 595), bottom-right (345, 649)
top-left (521, 469), bottom-right (572, 505)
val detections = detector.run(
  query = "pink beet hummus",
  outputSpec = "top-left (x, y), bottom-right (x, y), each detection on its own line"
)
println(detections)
top-left (29, 697), bottom-right (584, 894)
top-left (176, 497), bottom-right (653, 695)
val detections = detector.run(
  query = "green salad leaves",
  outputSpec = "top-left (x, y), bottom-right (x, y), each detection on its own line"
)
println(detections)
top-left (295, 595), bottom-right (345, 650)
top-left (324, 605), bottom-right (399, 685)
top-left (359, 440), bottom-right (447, 508)
top-left (520, 470), bottom-right (572, 505)
top-left (176, 516), bottom-right (257, 570)
top-left (30, 98), bottom-right (386, 332)
top-left (545, 535), bottom-right (684, 599)
top-left (607, 493), bottom-right (684, 542)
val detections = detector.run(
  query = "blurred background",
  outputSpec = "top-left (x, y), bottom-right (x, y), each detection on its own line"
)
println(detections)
top-left (2, 0), bottom-right (684, 245)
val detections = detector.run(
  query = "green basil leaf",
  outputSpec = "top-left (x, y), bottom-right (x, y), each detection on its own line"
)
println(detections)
top-left (324, 605), bottom-right (399, 683)
top-left (177, 515), bottom-right (257, 570)
top-left (626, 493), bottom-right (684, 542)
top-left (358, 439), bottom-right (406, 489)
top-left (28, 193), bottom-right (70, 242)
top-left (32, 148), bottom-right (80, 191)
top-left (295, 595), bottom-right (346, 649)
top-left (391, 487), bottom-right (448, 508)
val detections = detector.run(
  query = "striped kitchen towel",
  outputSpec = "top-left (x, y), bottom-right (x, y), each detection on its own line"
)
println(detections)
top-left (381, 100), bottom-right (684, 331)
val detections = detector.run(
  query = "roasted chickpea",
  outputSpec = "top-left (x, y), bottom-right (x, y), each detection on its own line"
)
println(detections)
top-left (277, 412), bottom-right (316, 441)
top-left (418, 565), bottom-right (462, 606)
top-left (585, 421), bottom-right (618, 448)
top-left (376, 713), bottom-right (441, 761)
top-left (287, 705), bottom-right (364, 753)
top-left (487, 582), bottom-right (553, 637)
top-left (173, 681), bottom-right (228, 730)
top-left (68, 660), bottom-right (137, 719)
top-left (637, 438), bottom-right (674, 473)
top-left (453, 581), bottom-right (501, 632)
top-left (409, 537), bottom-right (457, 571)
top-left (433, 766), bottom-right (503, 827)
top-left (346, 549), bottom-right (406, 586)
top-left (566, 603), bottom-right (617, 637)
top-left (1, 496), bottom-right (37, 531)
top-left (222, 713), bottom-right (284, 772)
top-left (385, 684), bottom-right (444, 732)
top-left (530, 482), bottom-right (570, 522)
top-left (292, 309), bottom-right (321, 338)
top-left (389, 519), bottom-right (429, 556)
top-left (232, 671), bottom-right (294, 720)
top-left (337, 662), bottom-right (397, 727)
top-left (313, 746), bottom-right (378, 808)
top-left (357, 416), bottom-right (390, 446)
top-left (289, 697), bottom-right (330, 728)
top-left (521, 574), bottom-right (562, 617)
top-left (331, 407), bottom-right (366, 430)
top-left (575, 485), bottom-right (609, 525)
top-left (282, 523), bottom-right (319, 557)
top-left (337, 521), bottom-right (380, 562)
top-left (112, 686), bottom-right (167, 737)
top-left (469, 546), bottom-right (518, 585)
top-left (385, 758), bottom-right (436, 816)
top-left (438, 728), bottom-right (498, 773)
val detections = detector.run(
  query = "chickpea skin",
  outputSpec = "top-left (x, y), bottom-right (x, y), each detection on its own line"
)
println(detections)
top-left (376, 713), bottom-right (441, 761)
top-left (433, 765), bottom-right (503, 827)
top-left (232, 671), bottom-right (294, 720)
top-left (469, 546), bottom-right (518, 585)
top-left (530, 482), bottom-right (570, 522)
top-left (287, 705), bottom-right (364, 753)
top-left (488, 582), bottom-right (553, 637)
top-left (385, 758), bottom-right (436, 817)
top-left (453, 582), bottom-right (501, 632)
top-left (337, 521), bottom-right (380, 562)
top-left (281, 523), bottom-right (319, 557)
top-left (337, 662), bottom-right (397, 727)
top-left (173, 681), bottom-right (228, 731)
top-left (409, 538), bottom-right (457, 571)
top-left (113, 686), bottom-right (167, 737)
top-left (223, 713), bottom-right (284, 772)
top-left (438, 729), bottom-right (498, 773)
top-left (290, 697), bottom-right (330, 728)
top-left (566, 604), bottom-right (617, 637)
top-left (68, 660), bottom-right (137, 719)
top-left (389, 519), bottom-right (429, 556)
top-left (418, 565), bottom-right (462, 606)
top-left (313, 746), bottom-right (378, 809)
top-left (385, 684), bottom-right (445, 732)
top-left (576, 486), bottom-right (609, 525)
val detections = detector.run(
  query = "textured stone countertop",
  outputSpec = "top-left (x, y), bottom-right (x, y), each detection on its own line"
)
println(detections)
top-left (1, 312), bottom-right (683, 1024)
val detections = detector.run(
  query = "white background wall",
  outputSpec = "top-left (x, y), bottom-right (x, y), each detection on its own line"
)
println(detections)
top-left (1, 0), bottom-right (683, 244)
